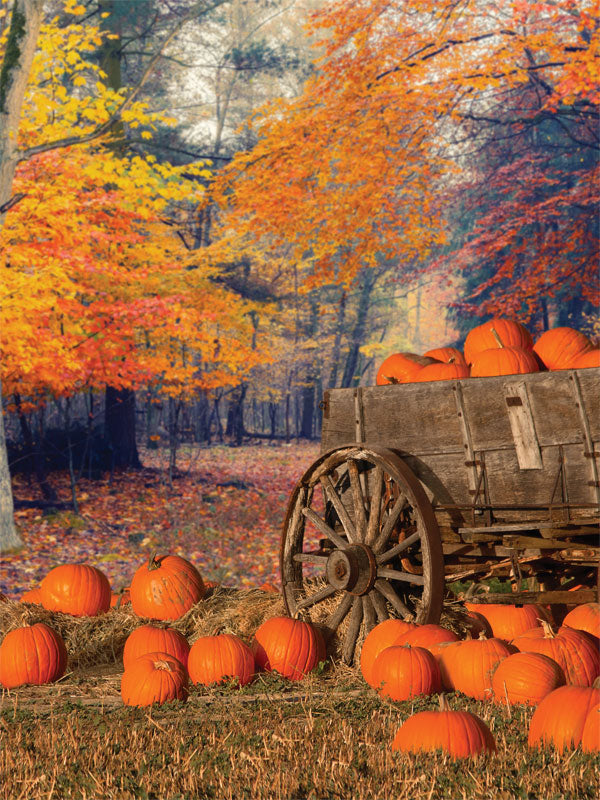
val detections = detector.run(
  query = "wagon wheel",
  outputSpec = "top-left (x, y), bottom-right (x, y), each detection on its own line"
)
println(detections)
top-left (280, 445), bottom-right (445, 664)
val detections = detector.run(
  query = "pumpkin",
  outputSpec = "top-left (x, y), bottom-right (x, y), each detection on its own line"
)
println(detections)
top-left (414, 362), bottom-right (470, 382)
top-left (376, 353), bottom-right (436, 385)
top-left (371, 645), bottom-right (441, 701)
top-left (110, 587), bottom-right (131, 609)
top-left (123, 624), bottom-right (190, 671)
top-left (130, 553), bottom-right (205, 621)
top-left (533, 327), bottom-right (593, 370)
top-left (121, 651), bottom-right (188, 707)
top-left (394, 623), bottom-right (460, 651)
top-left (40, 563), bottom-right (111, 616)
top-left (0, 623), bottom-right (67, 688)
top-left (392, 709), bottom-right (496, 758)
top-left (20, 587), bottom-right (43, 604)
top-left (528, 685), bottom-right (600, 753)
top-left (562, 603), bottom-right (600, 640)
top-left (252, 616), bottom-right (325, 681)
top-left (570, 349), bottom-right (600, 369)
top-left (491, 652), bottom-right (565, 706)
top-left (445, 634), bottom-right (513, 700)
top-left (511, 622), bottom-right (600, 687)
top-left (581, 702), bottom-right (600, 753)
top-left (428, 641), bottom-right (462, 691)
top-left (470, 345), bottom-right (540, 378)
top-left (464, 610), bottom-right (493, 639)
top-left (464, 602), bottom-right (549, 641)
top-left (464, 319), bottom-right (533, 365)
top-left (360, 618), bottom-right (416, 687)
top-left (423, 347), bottom-right (467, 365)
top-left (188, 634), bottom-right (254, 687)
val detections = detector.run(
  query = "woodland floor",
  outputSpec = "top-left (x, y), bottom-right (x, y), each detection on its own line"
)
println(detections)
top-left (1, 442), bottom-right (321, 598)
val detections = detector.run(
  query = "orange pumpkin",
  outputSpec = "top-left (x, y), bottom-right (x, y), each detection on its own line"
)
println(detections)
top-left (562, 603), bottom-right (600, 640)
top-left (491, 652), bottom-right (565, 706)
top-left (511, 622), bottom-right (600, 686)
top-left (188, 634), bottom-right (254, 687)
top-left (528, 685), bottom-right (600, 753)
top-left (20, 587), bottom-right (43, 604)
top-left (371, 645), bottom-right (441, 701)
top-left (130, 553), bottom-right (205, 621)
top-left (423, 347), bottom-right (467, 365)
top-left (376, 353), bottom-right (436, 385)
top-left (464, 319), bottom-right (533, 365)
top-left (428, 640), bottom-right (462, 691)
top-left (464, 602), bottom-right (549, 641)
top-left (121, 651), bottom-right (188, 707)
top-left (414, 362), bottom-right (470, 382)
top-left (392, 709), bottom-right (496, 758)
top-left (445, 635), bottom-right (513, 700)
top-left (470, 345), bottom-right (540, 378)
top-left (360, 618), bottom-right (416, 687)
top-left (110, 587), bottom-right (131, 609)
top-left (581, 702), bottom-right (600, 753)
top-left (123, 624), bottom-right (190, 670)
top-left (533, 327), bottom-right (593, 370)
top-left (252, 617), bottom-right (325, 681)
top-left (570, 349), bottom-right (600, 369)
top-left (0, 623), bottom-right (67, 688)
top-left (394, 623), bottom-right (460, 651)
top-left (40, 563), bottom-right (111, 617)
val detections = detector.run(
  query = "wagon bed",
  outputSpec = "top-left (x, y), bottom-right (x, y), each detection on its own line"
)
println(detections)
top-left (279, 368), bottom-right (600, 662)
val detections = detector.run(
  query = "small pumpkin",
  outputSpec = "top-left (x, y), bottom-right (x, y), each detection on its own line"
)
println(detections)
top-left (464, 319), bottom-right (533, 365)
top-left (511, 622), bottom-right (600, 687)
top-left (20, 587), bottom-right (43, 604)
top-left (423, 347), bottom-right (467, 365)
top-left (464, 602), bottom-right (549, 641)
top-left (533, 327), bottom-right (593, 370)
top-left (371, 645), bottom-right (441, 701)
top-left (445, 634), bottom-right (513, 700)
top-left (376, 353), bottom-right (436, 385)
top-left (360, 618), bottom-right (416, 687)
top-left (414, 362), bottom-right (470, 382)
top-left (528, 685), bottom-right (600, 753)
top-left (121, 651), bottom-right (188, 707)
top-left (123, 624), bottom-right (190, 671)
top-left (392, 707), bottom-right (496, 758)
top-left (491, 652), bottom-right (565, 706)
top-left (130, 553), bottom-right (205, 621)
top-left (394, 623), bottom-right (460, 651)
top-left (252, 617), bottom-right (325, 681)
top-left (562, 603), bottom-right (600, 640)
top-left (188, 633), bottom-right (254, 687)
top-left (40, 563), bottom-right (111, 617)
top-left (0, 623), bottom-right (67, 688)
top-left (581, 702), bottom-right (600, 753)
top-left (110, 587), bottom-right (131, 609)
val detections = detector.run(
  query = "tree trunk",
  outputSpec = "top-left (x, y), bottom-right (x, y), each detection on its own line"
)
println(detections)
top-left (0, 0), bottom-right (46, 552)
top-left (225, 384), bottom-right (246, 446)
top-left (105, 387), bottom-right (142, 469)
top-left (340, 269), bottom-right (377, 388)
top-left (13, 393), bottom-right (57, 502)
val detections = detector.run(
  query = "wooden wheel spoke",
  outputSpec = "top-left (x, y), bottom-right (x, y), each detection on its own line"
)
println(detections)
top-left (370, 590), bottom-right (389, 622)
top-left (296, 583), bottom-right (337, 611)
top-left (364, 465), bottom-right (384, 546)
top-left (372, 493), bottom-right (408, 553)
top-left (342, 598), bottom-right (363, 664)
top-left (301, 507), bottom-right (348, 550)
top-left (348, 460), bottom-right (368, 541)
top-left (377, 568), bottom-right (425, 586)
top-left (319, 474), bottom-right (357, 543)
top-left (361, 595), bottom-right (377, 635)
top-left (292, 553), bottom-right (329, 565)
top-left (374, 578), bottom-right (412, 618)
top-left (376, 531), bottom-right (421, 564)
top-left (325, 593), bottom-right (353, 633)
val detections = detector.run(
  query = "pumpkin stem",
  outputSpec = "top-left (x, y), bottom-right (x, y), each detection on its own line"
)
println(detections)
top-left (540, 620), bottom-right (556, 638)
top-left (439, 693), bottom-right (450, 712)
top-left (384, 375), bottom-right (400, 384)
top-left (490, 327), bottom-right (504, 348)
top-left (147, 552), bottom-right (160, 571)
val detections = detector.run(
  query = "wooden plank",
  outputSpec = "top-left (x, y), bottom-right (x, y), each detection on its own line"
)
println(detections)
top-left (570, 371), bottom-right (600, 506)
top-left (503, 381), bottom-right (542, 469)
top-left (459, 519), bottom-right (600, 535)
top-left (502, 534), bottom-right (600, 551)
top-left (468, 589), bottom-right (597, 605)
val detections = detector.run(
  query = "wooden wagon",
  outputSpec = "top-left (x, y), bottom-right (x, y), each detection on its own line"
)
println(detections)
top-left (279, 368), bottom-right (600, 662)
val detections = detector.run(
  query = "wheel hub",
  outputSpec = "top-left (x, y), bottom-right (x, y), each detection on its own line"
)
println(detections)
top-left (326, 543), bottom-right (377, 595)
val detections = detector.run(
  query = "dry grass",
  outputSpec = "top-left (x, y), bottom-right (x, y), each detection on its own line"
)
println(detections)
top-left (1, 594), bottom-right (599, 799)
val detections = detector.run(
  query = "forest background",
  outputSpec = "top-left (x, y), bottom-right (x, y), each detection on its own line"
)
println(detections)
top-left (0, 0), bottom-right (598, 590)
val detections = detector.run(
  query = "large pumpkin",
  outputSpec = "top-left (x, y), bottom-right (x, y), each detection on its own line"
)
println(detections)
top-left (511, 623), bottom-right (600, 687)
top-left (528, 685), bottom-right (600, 753)
top-left (470, 346), bottom-right (540, 378)
top-left (445, 635), bottom-right (513, 700)
top-left (252, 617), bottom-right (325, 681)
top-left (371, 645), bottom-right (441, 701)
top-left (0, 623), bottom-right (67, 688)
top-left (491, 652), bottom-right (565, 706)
top-left (581, 702), bottom-right (600, 753)
top-left (464, 319), bottom-right (533, 365)
top-left (464, 602), bottom-right (549, 641)
top-left (130, 553), bottom-right (205, 621)
top-left (360, 618), bottom-right (416, 687)
top-left (414, 362), bottom-right (470, 382)
top-left (533, 327), bottom-right (593, 370)
top-left (123, 624), bottom-right (190, 670)
top-left (376, 353), bottom-right (436, 385)
top-left (562, 603), bottom-right (600, 640)
top-left (392, 709), bottom-right (496, 758)
top-left (569, 349), bottom-right (600, 369)
top-left (121, 651), bottom-right (188, 707)
top-left (188, 633), bottom-right (254, 687)
top-left (40, 563), bottom-right (111, 616)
